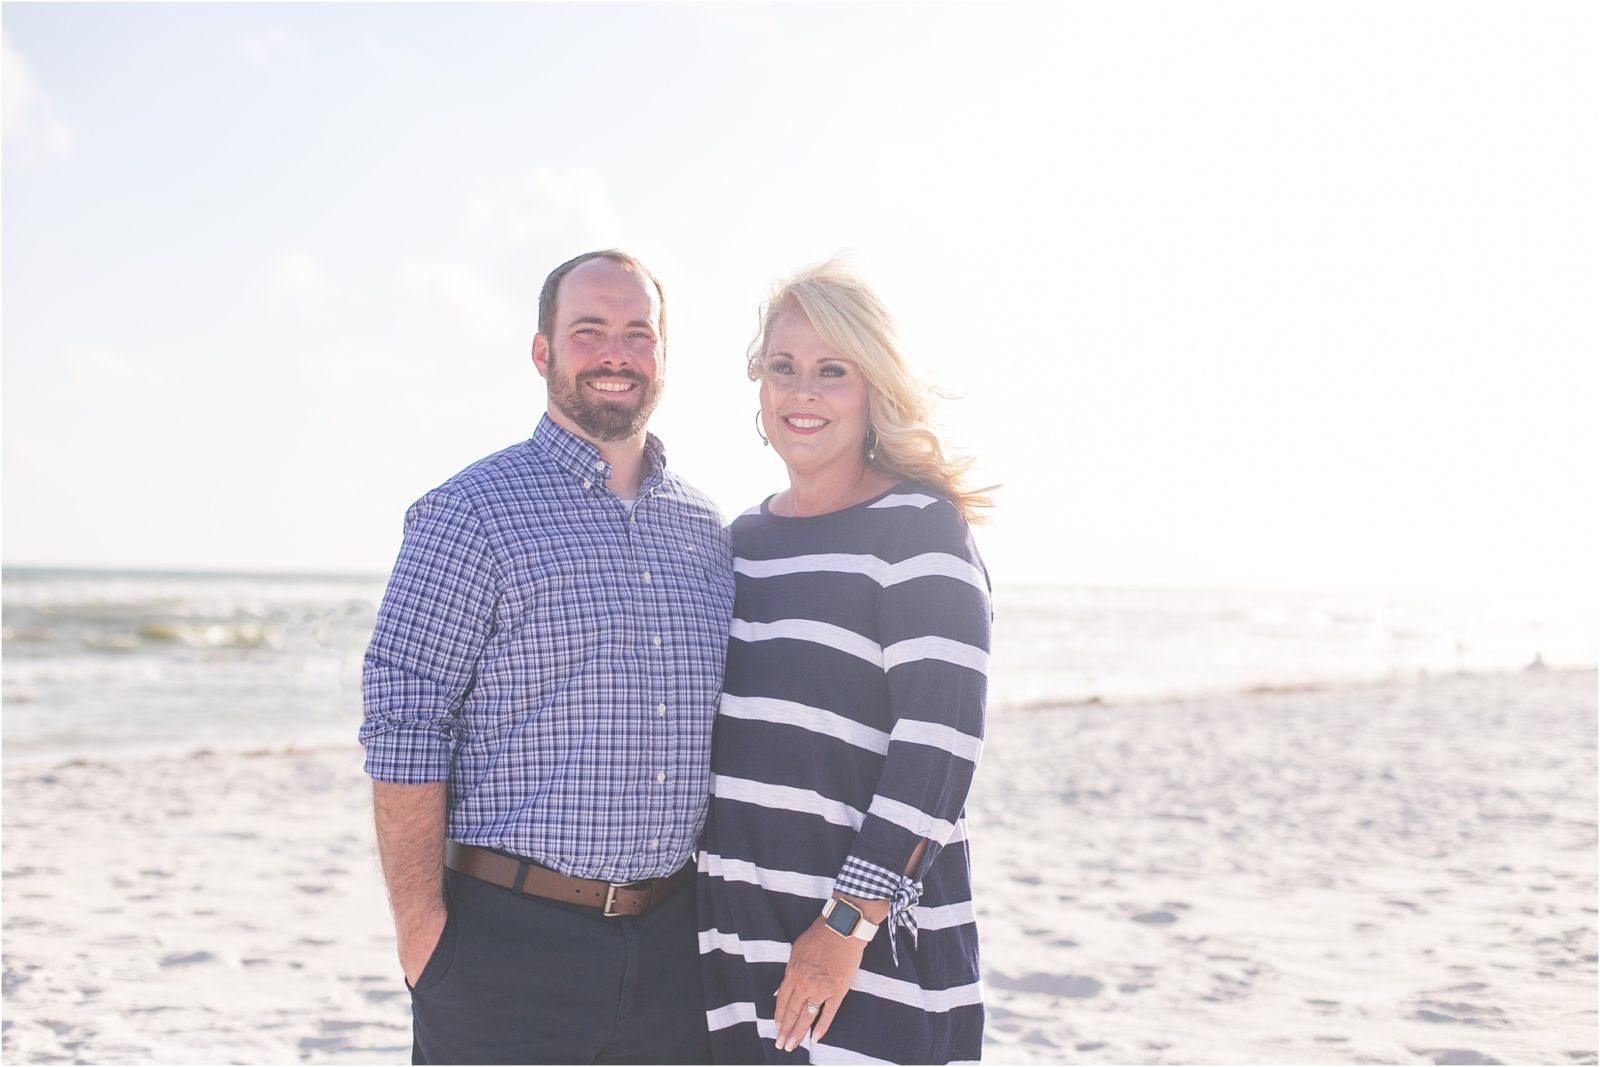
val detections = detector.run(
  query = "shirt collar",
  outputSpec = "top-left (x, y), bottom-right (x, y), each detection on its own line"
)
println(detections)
top-left (528, 414), bottom-right (668, 490)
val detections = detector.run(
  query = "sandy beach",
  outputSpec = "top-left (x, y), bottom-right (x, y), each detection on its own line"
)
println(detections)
top-left (3, 669), bottom-right (1594, 1065)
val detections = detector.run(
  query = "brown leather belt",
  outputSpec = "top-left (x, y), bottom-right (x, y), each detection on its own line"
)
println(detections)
top-left (445, 841), bottom-right (691, 917)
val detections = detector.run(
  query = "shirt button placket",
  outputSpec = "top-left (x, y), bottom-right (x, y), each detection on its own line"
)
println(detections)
top-left (641, 521), bottom-right (668, 862)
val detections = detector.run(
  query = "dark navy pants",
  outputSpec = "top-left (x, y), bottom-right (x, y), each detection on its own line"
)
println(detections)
top-left (407, 867), bottom-right (710, 1065)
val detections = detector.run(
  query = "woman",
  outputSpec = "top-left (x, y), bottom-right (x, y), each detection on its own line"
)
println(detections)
top-left (697, 259), bottom-right (993, 1064)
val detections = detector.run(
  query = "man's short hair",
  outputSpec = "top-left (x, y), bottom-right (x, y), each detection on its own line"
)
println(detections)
top-left (537, 250), bottom-right (667, 346)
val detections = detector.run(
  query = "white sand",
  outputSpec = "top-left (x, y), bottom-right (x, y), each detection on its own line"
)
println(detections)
top-left (3, 670), bottom-right (1595, 1065)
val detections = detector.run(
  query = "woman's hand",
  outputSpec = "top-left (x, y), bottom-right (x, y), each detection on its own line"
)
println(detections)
top-left (773, 917), bottom-right (868, 1052)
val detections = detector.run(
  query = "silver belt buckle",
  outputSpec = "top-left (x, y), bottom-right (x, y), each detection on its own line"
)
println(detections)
top-left (603, 880), bottom-right (649, 917)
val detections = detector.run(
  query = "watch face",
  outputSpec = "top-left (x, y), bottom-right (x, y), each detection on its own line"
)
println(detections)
top-left (824, 900), bottom-right (862, 937)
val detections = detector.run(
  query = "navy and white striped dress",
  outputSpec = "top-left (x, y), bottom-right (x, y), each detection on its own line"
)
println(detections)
top-left (697, 483), bottom-right (990, 1065)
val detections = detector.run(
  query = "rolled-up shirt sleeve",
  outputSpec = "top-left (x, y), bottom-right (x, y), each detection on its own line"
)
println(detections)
top-left (360, 491), bottom-right (502, 783)
top-left (833, 500), bottom-right (991, 948)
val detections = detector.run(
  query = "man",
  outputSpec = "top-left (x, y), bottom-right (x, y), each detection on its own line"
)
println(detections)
top-left (360, 250), bottom-right (735, 1064)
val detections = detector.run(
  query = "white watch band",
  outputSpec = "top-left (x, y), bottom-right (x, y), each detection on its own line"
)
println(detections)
top-left (822, 897), bottom-right (880, 942)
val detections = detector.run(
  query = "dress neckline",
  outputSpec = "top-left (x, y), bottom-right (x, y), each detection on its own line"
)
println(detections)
top-left (757, 481), bottom-right (920, 524)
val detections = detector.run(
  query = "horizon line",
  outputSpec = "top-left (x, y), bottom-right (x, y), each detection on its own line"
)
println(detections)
top-left (0, 562), bottom-right (1585, 602)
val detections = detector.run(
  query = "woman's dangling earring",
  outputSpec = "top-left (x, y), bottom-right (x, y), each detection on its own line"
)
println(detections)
top-left (865, 430), bottom-right (878, 463)
top-left (756, 409), bottom-right (769, 447)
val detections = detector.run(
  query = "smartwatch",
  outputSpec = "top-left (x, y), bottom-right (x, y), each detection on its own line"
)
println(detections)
top-left (821, 898), bottom-right (880, 942)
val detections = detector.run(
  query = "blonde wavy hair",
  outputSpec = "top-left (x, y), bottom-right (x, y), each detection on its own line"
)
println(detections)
top-left (747, 258), bottom-right (996, 524)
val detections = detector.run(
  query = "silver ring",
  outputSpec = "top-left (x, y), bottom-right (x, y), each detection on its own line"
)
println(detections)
top-left (804, 1001), bottom-right (821, 1014)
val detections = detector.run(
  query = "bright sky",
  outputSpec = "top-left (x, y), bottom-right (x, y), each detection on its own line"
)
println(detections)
top-left (3, 3), bottom-right (1595, 595)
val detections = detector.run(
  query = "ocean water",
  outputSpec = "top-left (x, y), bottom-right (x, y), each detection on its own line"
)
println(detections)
top-left (2, 568), bottom-right (1594, 766)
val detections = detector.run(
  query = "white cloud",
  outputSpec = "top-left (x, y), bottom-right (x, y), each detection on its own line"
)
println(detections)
top-left (398, 256), bottom-right (519, 335)
top-left (59, 345), bottom-right (171, 390)
top-left (264, 251), bottom-right (330, 305)
top-left (2, 33), bottom-right (75, 168)
top-left (240, 28), bottom-right (310, 68)
top-left (462, 167), bottom-right (626, 256)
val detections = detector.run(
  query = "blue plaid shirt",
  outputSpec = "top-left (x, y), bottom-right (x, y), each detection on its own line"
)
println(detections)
top-left (361, 416), bottom-right (735, 881)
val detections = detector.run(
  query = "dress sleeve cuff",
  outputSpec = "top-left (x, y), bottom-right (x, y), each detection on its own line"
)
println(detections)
top-left (834, 854), bottom-right (903, 900)
top-left (834, 855), bottom-right (923, 966)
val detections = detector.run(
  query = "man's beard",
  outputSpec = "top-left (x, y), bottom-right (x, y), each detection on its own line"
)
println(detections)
top-left (545, 350), bottom-right (664, 443)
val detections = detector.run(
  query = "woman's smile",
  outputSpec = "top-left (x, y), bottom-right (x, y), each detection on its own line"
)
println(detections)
top-left (780, 413), bottom-right (830, 433)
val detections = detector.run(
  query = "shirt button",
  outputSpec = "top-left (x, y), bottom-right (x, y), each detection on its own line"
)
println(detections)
top-left (655, 771), bottom-right (666, 783)
top-left (657, 702), bottom-right (666, 716)
top-left (594, 461), bottom-right (606, 471)
top-left (652, 635), bottom-right (661, 647)
top-left (650, 837), bottom-right (659, 849)
top-left (581, 479), bottom-right (592, 489)
top-left (642, 570), bottom-right (652, 583)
